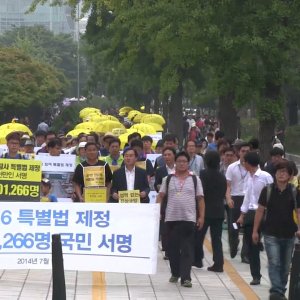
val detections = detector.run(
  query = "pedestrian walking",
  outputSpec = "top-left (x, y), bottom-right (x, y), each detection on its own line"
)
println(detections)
top-left (156, 151), bottom-right (205, 287)
top-left (237, 151), bottom-right (273, 285)
top-left (252, 160), bottom-right (300, 299)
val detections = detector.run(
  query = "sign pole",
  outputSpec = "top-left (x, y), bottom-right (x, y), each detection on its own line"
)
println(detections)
top-left (52, 234), bottom-right (66, 300)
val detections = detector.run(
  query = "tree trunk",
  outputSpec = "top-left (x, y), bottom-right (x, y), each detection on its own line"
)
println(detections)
top-left (258, 83), bottom-right (281, 162)
top-left (169, 81), bottom-right (184, 146)
top-left (218, 93), bottom-right (238, 141)
top-left (162, 95), bottom-right (169, 134)
top-left (258, 119), bottom-right (276, 162)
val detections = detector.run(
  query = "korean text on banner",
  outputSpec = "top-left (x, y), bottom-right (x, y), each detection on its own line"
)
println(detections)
top-left (0, 203), bottom-right (160, 274)
top-left (119, 190), bottom-right (140, 203)
top-left (83, 166), bottom-right (105, 187)
top-left (0, 159), bottom-right (42, 202)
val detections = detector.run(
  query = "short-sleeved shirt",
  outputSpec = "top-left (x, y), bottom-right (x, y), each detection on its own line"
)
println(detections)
top-left (259, 184), bottom-right (300, 238)
top-left (159, 175), bottom-right (203, 222)
top-left (226, 160), bottom-right (248, 196)
top-left (72, 160), bottom-right (112, 194)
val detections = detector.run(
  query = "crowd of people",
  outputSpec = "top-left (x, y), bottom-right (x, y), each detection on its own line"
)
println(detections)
top-left (1, 114), bottom-right (300, 300)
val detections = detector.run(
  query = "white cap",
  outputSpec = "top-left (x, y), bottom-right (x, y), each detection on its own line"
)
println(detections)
top-left (273, 143), bottom-right (284, 151)
top-left (78, 142), bottom-right (87, 148)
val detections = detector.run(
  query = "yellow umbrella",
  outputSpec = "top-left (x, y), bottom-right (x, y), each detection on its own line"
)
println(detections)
top-left (75, 122), bottom-right (98, 131)
top-left (132, 113), bottom-right (146, 123)
top-left (128, 110), bottom-right (141, 121)
top-left (79, 107), bottom-right (101, 119)
top-left (84, 114), bottom-right (104, 122)
top-left (141, 114), bottom-right (165, 125)
top-left (0, 129), bottom-right (13, 144)
top-left (119, 106), bottom-right (133, 114)
top-left (0, 123), bottom-right (32, 135)
top-left (95, 121), bottom-right (125, 133)
top-left (126, 128), bottom-right (145, 136)
top-left (104, 115), bottom-right (119, 122)
top-left (144, 122), bottom-right (163, 131)
top-left (131, 123), bottom-right (156, 135)
top-left (66, 129), bottom-right (90, 137)
top-left (118, 133), bottom-right (130, 149)
top-left (112, 128), bottom-right (127, 136)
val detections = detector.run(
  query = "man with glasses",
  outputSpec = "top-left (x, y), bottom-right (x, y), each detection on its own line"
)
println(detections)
top-left (156, 151), bottom-right (205, 288)
top-left (225, 142), bottom-right (251, 262)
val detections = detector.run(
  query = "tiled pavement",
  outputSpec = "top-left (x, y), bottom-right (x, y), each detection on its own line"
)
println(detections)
top-left (0, 231), bottom-right (285, 300)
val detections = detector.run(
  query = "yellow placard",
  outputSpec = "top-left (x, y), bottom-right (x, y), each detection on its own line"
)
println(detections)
top-left (119, 190), bottom-right (140, 203)
top-left (40, 196), bottom-right (49, 203)
top-left (83, 166), bottom-right (105, 187)
top-left (84, 187), bottom-right (107, 203)
top-left (135, 161), bottom-right (146, 170)
top-left (0, 159), bottom-right (41, 182)
top-left (109, 165), bottom-right (120, 173)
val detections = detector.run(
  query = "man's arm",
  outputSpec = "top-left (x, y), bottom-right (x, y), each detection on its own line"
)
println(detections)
top-left (74, 183), bottom-right (83, 202)
top-left (196, 196), bottom-right (205, 229)
top-left (252, 204), bottom-right (265, 244)
top-left (225, 180), bottom-right (234, 208)
top-left (156, 192), bottom-right (165, 204)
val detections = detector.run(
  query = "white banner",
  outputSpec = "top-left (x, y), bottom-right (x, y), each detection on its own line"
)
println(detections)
top-left (146, 154), bottom-right (161, 167)
top-left (36, 154), bottom-right (76, 201)
top-left (0, 203), bottom-right (160, 274)
top-left (35, 154), bottom-right (76, 172)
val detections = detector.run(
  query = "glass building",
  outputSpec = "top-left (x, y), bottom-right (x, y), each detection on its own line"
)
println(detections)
top-left (0, 0), bottom-right (75, 36)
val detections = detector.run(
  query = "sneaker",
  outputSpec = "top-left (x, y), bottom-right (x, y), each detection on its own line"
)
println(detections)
top-left (269, 293), bottom-right (287, 300)
top-left (207, 265), bottom-right (223, 273)
top-left (241, 256), bottom-right (250, 264)
top-left (181, 280), bottom-right (192, 288)
top-left (250, 278), bottom-right (260, 285)
top-left (169, 276), bottom-right (179, 283)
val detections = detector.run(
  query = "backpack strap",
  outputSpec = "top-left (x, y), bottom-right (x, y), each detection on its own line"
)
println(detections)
top-left (263, 183), bottom-right (273, 223)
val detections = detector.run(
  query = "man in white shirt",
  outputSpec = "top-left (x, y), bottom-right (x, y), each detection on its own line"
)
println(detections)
top-left (225, 142), bottom-right (250, 261)
top-left (237, 151), bottom-right (273, 285)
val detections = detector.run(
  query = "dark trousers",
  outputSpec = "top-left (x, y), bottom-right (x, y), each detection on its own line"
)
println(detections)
top-left (243, 211), bottom-right (261, 279)
top-left (226, 195), bottom-right (248, 259)
top-left (195, 218), bottom-right (224, 268)
top-left (160, 219), bottom-right (168, 253)
top-left (166, 221), bottom-right (195, 283)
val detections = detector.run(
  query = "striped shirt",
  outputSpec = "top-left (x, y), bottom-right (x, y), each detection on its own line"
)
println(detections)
top-left (159, 175), bottom-right (203, 222)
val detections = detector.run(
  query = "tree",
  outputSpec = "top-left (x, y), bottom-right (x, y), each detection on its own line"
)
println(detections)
top-left (0, 25), bottom-right (83, 97)
top-left (0, 47), bottom-right (68, 123)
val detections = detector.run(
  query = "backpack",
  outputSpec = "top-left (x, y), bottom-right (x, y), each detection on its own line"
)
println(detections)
top-left (265, 183), bottom-right (298, 224)
top-left (162, 174), bottom-right (199, 218)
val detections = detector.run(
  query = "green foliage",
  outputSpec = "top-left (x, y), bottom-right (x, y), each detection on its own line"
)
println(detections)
top-left (52, 103), bottom-right (83, 133)
top-left (285, 125), bottom-right (300, 155)
top-left (240, 118), bottom-right (259, 141)
top-left (0, 25), bottom-right (81, 97)
top-left (0, 47), bottom-right (68, 116)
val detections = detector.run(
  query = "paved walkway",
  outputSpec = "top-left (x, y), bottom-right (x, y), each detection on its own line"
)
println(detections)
top-left (0, 231), bottom-right (281, 300)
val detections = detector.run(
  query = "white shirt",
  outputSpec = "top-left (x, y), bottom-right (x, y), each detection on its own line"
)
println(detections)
top-left (189, 154), bottom-right (204, 175)
top-left (226, 160), bottom-right (248, 196)
top-left (125, 166), bottom-right (135, 190)
top-left (166, 165), bottom-right (176, 174)
top-left (240, 168), bottom-right (273, 213)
